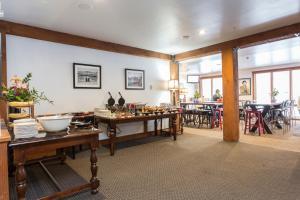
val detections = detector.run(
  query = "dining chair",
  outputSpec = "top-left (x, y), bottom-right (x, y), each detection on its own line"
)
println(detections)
top-left (244, 103), bottom-right (265, 136)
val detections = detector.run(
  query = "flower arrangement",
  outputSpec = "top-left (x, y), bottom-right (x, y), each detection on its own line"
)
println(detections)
top-left (1, 73), bottom-right (53, 104)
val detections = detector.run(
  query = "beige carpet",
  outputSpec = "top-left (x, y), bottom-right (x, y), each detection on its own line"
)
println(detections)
top-left (67, 133), bottom-right (300, 200)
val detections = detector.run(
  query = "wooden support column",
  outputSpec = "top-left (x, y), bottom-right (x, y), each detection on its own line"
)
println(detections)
top-left (222, 48), bottom-right (239, 142)
top-left (0, 32), bottom-right (7, 120)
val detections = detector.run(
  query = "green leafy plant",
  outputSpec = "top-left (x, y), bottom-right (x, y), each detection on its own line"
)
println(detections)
top-left (271, 88), bottom-right (279, 98)
top-left (215, 89), bottom-right (222, 98)
top-left (1, 73), bottom-right (53, 104)
top-left (194, 90), bottom-right (200, 99)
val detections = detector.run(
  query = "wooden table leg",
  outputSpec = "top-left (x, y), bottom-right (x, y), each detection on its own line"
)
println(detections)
top-left (154, 119), bottom-right (158, 136)
top-left (15, 151), bottom-right (26, 200)
top-left (56, 148), bottom-right (67, 164)
top-left (180, 113), bottom-right (184, 134)
top-left (172, 116), bottom-right (177, 141)
top-left (109, 124), bottom-right (116, 156)
top-left (90, 142), bottom-right (99, 194)
top-left (160, 118), bottom-right (163, 135)
top-left (168, 117), bottom-right (172, 136)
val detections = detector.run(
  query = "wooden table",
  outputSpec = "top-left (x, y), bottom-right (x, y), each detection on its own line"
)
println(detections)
top-left (9, 128), bottom-right (101, 200)
top-left (247, 102), bottom-right (282, 134)
top-left (180, 102), bottom-right (223, 109)
top-left (94, 112), bottom-right (178, 156)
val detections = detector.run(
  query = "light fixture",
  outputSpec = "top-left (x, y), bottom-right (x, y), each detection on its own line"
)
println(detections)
top-left (77, 0), bottom-right (94, 10)
top-left (199, 29), bottom-right (206, 35)
top-left (169, 80), bottom-right (179, 106)
top-left (78, 3), bottom-right (92, 10)
top-left (182, 35), bottom-right (190, 40)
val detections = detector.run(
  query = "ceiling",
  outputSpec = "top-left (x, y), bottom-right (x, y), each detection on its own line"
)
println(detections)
top-left (238, 37), bottom-right (300, 68)
top-left (2, 0), bottom-right (300, 54)
top-left (180, 37), bottom-right (300, 74)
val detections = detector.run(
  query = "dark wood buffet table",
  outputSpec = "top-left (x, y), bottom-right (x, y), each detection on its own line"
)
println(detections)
top-left (94, 112), bottom-right (178, 156)
top-left (9, 128), bottom-right (101, 200)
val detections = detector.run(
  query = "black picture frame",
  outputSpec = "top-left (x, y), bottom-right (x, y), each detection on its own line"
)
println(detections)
top-left (73, 63), bottom-right (101, 89)
top-left (238, 78), bottom-right (251, 96)
top-left (125, 68), bottom-right (145, 90)
top-left (187, 75), bottom-right (200, 83)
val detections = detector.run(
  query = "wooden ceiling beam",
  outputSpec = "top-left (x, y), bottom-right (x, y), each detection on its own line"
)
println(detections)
top-left (0, 20), bottom-right (172, 60)
top-left (175, 22), bottom-right (300, 61)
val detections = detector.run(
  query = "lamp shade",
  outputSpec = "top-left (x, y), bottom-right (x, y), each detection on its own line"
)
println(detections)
top-left (168, 80), bottom-right (179, 90)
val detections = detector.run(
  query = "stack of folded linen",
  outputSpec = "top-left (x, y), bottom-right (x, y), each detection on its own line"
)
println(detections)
top-left (13, 118), bottom-right (38, 139)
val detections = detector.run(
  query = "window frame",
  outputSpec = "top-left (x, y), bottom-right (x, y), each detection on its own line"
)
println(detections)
top-left (199, 75), bottom-right (222, 99)
top-left (252, 66), bottom-right (300, 101)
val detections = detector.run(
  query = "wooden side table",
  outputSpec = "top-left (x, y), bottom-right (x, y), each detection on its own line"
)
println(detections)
top-left (9, 128), bottom-right (101, 199)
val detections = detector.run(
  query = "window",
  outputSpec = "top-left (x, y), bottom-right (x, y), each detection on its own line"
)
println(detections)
top-left (292, 70), bottom-right (300, 102)
top-left (200, 76), bottom-right (223, 100)
top-left (201, 79), bottom-right (211, 99)
top-left (255, 72), bottom-right (271, 102)
top-left (212, 77), bottom-right (222, 95)
top-left (254, 67), bottom-right (300, 103)
top-left (273, 71), bottom-right (290, 102)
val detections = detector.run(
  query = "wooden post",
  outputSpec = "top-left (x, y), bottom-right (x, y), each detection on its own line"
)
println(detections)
top-left (222, 48), bottom-right (239, 142)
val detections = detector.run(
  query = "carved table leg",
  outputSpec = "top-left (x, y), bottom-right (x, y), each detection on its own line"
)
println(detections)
top-left (15, 151), bottom-right (26, 200)
top-left (160, 118), bottom-right (163, 135)
top-left (90, 142), bottom-right (99, 194)
top-left (172, 116), bottom-right (177, 141)
top-left (143, 120), bottom-right (147, 134)
top-left (168, 117), bottom-right (172, 137)
top-left (109, 124), bottom-right (116, 156)
top-left (180, 114), bottom-right (184, 135)
top-left (154, 119), bottom-right (158, 136)
top-left (57, 148), bottom-right (67, 164)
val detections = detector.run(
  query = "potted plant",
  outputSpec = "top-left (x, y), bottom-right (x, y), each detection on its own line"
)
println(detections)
top-left (271, 88), bottom-right (279, 103)
top-left (193, 90), bottom-right (200, 103)
top-left (1, 73), bottom-right (53, 106)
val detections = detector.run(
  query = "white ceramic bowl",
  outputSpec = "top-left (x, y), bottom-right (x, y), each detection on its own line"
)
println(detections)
top-left (37, 115), bottom-right (73, 132)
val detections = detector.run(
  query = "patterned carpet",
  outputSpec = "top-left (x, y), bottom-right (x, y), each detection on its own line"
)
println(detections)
top-left (67, 133), bottom-right (300, 200)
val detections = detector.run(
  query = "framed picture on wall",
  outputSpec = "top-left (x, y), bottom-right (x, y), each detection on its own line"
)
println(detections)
top-left (239, 78), bottom-right (251, 96)
top-left (73, 63), bottom-right (101, 89)
top-left (125, 69), bottom-right (145, 90)
top-left (187, 75), bottom-right (199, 83)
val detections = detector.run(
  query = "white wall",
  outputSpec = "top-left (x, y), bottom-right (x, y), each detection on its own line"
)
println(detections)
top-left (7, 35), bottom-right (170, 115)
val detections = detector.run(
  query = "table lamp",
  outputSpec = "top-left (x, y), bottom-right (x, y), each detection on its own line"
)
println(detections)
top-left (169, 80), bottom-right (179, 105)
